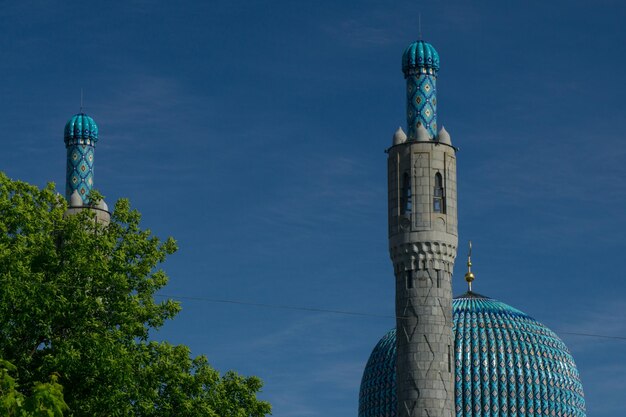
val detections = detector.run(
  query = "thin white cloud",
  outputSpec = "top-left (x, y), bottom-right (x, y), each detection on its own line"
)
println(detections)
top-left (581, 362), bottom-right (626, 415)
top-left (310, 360), bottom-right (364, 391)
top-left (324, 18), bottom-right (395, 47)
top-left (557, 300), bottom-right (626, 351)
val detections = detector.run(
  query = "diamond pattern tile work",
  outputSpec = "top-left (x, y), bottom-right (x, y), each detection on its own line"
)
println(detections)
top-left (359, 295), bottom-right (586, 417)
top-left (66, 144), bottom-right (95, 203)
top-left (406, 74), bottom-right (437, 139)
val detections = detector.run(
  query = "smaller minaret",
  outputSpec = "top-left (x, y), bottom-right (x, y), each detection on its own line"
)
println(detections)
top-left (63, 113), bottom-right (110, 225)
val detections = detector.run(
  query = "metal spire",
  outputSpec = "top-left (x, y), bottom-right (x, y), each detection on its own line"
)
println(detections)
top-left (418, 13), bottom-right (422, 40)
top-left (464, 241), bottom-right (475, 292)
top-left (80, 88), bottom-right (84, 113)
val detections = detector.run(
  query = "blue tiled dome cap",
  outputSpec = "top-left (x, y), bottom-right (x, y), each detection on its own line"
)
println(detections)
top-left (64, 113), bottom-right (98, 146)
top-left (359, 293), bottom-right (586, 417)
top-left (402, 40), bottom-right (440, 76)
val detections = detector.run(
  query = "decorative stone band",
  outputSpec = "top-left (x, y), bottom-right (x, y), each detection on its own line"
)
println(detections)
top-left (65, 137), bottom-right (97, 147)
top-left (390, 241), bottom-right (457, 273)
top-left (64, 206), bottom-right (111, 226)
top-left (403, 67), bottom-right (437, 77)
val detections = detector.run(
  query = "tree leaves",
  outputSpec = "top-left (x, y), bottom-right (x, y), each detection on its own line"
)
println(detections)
top-left (0, 359), bottom-right (68, 417)
top-left (0, 173), bottom-right (271, 417)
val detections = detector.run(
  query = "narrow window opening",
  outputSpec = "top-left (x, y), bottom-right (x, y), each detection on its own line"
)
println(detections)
top-left (436, 270), bottom-right (442, 288)
top-left (448, 345), bottom-right (452, 372)
top-left (433, 172), bottom-right (445, 213)
top-left (401, 172), bottom-right (412, 215)
top-left (406, 270), bottom-right (414, 289)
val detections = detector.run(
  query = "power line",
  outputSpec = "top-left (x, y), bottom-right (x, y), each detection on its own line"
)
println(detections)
top-left (5, 279), bottom-right (623, 341)
top-left (555, 331), bottom-right (626, 341)
top-left (156, 293), bottom-right (396, 319)
top-left (155, 293), bottom-right (626, 342)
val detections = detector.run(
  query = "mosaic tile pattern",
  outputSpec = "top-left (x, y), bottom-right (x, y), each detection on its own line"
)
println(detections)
top-left (64, 113), bottom-right (99, 203)
top-left (402, 41), bottom-right (439, 140)
top-left (65, 145), bottom-right (95, 203)
top-left (359, 293), bottom-right (586, 417)
top-left (406, 73), bottom-right (437, 139)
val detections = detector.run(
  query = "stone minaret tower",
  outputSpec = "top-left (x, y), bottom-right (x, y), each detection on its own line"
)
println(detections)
top-left (387, 40), bottom-right (457, 417)
top-left (64, 113), bottom-right (110, 224)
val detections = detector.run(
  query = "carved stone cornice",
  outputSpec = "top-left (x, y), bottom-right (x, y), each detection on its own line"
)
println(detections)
top-left (390, 241), bottom-right (457, 273)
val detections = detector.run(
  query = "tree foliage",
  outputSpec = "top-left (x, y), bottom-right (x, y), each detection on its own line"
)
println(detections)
top-left (0, 359), bottom-right (68, 417)
top-left (0, 173), bottom-right (271, 417)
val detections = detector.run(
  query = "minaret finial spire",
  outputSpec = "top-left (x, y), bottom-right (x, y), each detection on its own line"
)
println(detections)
top-left (464, 240), bottom-right (475, 292)
top-left (418, 13), bottom-right (422, 40)
top-left (80, 88), bottom-right (84, 113)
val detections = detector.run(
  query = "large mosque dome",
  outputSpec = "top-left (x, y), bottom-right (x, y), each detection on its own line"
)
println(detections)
top-left (359, 292), bottom-right (586, 417)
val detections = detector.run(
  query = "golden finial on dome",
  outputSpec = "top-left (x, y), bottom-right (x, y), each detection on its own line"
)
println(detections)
top-left (464, 240), bottom-right (475, 292)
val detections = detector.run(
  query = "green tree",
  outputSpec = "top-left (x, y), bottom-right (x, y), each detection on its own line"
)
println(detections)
top-left (0, 358), bottom-right (68, 417)
top-left (0, 173), bottom-right (271, 417)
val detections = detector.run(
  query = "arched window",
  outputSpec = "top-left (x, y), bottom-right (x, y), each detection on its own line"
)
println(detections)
top-left (406, 270), bottom-right (414, 289)
top-left (401, 172), bottom-right (412, 215)
top-left (433, 172), bottom-right (445, 213)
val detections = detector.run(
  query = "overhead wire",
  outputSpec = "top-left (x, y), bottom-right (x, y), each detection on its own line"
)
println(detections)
top-left (156, 293), bottom-right (395, 319)
top-left (154, 293), bottom-right (626, 342)
top-left (4, 279), bottom-right (623, 341)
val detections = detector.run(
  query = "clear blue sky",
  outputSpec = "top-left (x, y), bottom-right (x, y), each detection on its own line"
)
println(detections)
top-left (1, 1), bottom-right (625, 416)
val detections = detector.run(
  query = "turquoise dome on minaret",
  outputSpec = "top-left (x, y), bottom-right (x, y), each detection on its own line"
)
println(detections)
top-left (359, 292), bottom-right (586, 417)
top-left (402, 40), bottom-right (440, 75)
top-left (64, 113), bottom-right (98, 146)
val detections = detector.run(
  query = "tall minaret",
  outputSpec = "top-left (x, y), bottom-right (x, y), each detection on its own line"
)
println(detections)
top-left (387, 40), bottom-right (457, 417)
top-left (64, 112), bottom-right (110, 224)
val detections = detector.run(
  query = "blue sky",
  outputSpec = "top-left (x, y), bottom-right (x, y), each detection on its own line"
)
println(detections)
top-left (1, 1), bottom-right (625, 416)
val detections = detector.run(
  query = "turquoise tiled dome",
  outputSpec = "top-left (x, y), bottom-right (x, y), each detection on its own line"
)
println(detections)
top-left (359, 292), bottom-right (586, 417)
top-left (64, 113), bottom-right (98, 145)
top-left (402, 40), bottom-right (440, 76)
